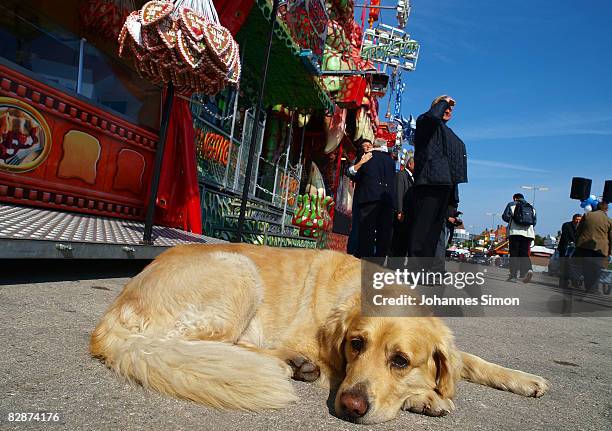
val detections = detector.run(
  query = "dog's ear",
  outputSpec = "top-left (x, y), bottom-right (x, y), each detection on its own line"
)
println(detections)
top-left (318, 293), bottom-right (360, 376)
top-left (432, 343), bottom-right (457, 399)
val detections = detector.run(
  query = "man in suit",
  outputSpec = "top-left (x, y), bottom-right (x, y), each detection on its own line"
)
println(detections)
top-left (409, 95), bottom-right (467, 268)
top-left (350, 138), bottom-right (396, 258)
top-left (346, 140), bottom-right (373, 256)
top-left (391, 157), bottom-right (415, 257)
top-left (557, 213), bottom-right (582, 290)
top-left (573, 201), bottom-right (612, 294)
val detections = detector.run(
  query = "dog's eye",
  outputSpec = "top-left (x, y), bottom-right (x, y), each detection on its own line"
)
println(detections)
top-left (350, 337), bottom-right (364, 352)
top-left (390, 354), bottom-right (409, 369)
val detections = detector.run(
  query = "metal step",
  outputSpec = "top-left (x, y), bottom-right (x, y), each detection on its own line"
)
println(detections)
top-left (0, 203), bottom-right (225, 259)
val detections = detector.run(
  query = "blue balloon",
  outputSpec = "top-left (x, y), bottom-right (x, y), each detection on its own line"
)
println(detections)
top-left (580, 195), bottom-right (600, 211)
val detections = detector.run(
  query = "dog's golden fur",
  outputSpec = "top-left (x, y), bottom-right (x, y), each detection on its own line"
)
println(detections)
top-left (91, 244), bottom-right (549, 424)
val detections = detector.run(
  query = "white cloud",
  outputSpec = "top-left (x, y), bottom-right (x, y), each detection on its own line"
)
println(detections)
top-left (459, 113), bottom-right (612, 141)
top-left (470, 159), bottom-right (550, 173)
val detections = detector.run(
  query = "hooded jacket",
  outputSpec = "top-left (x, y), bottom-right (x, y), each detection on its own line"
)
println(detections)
top-left (413, 100), bottom-right (468, 186)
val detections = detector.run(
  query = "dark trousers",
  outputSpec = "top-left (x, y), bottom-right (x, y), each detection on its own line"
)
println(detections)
top-left (559, 257), bottom-right (580, 291)
top-left (347, 204), bottom-right (360, 256)
top-left (390, 218), bottom-right (410, 257)
top-left (573, 247), bottom-right (606, 293)
top-left (357, 200), bottom-right (393, 258)
top-left (509, 235), bottom-right (533, 278)
top-left (408, 185), bottom-right (453, 258)
top-left (430, 223), bottom-right (450, 273)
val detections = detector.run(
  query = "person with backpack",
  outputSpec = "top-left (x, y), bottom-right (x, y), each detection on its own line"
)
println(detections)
top-left (502, 193), bottom-right (537, 283)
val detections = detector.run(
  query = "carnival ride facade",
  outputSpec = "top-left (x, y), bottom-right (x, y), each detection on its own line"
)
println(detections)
top-left (0, 0), bottom-right (420, 257)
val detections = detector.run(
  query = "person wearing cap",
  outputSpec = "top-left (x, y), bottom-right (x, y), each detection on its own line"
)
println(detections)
top-left (349, 137), bottom-right (396, 258)
top-left (409, 95), bottom-right (467, 267)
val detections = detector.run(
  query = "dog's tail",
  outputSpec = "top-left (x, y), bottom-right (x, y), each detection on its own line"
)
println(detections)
top-left (459, 351), bottom-right (549, 397)
top-left (90, 315), bottom-right (297, 410)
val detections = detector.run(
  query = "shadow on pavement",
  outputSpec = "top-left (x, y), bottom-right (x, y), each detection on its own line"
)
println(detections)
top-left (2, 259), bottom-right (151, 285)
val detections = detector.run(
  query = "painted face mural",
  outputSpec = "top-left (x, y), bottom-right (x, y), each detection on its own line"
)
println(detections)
top-left (0, 98), bottom-right (51, 172)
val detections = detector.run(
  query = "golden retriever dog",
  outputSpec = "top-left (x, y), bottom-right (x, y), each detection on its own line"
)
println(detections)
top-left (91, 244), bottom-right (548, 424)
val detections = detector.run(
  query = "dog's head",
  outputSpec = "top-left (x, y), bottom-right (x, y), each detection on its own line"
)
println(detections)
top-left (324, 298), bottom-right (458, 424)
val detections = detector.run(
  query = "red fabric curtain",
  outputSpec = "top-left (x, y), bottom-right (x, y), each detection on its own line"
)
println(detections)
top-left (213, 0), bottom-right (255, 35)
top-left (155, 94), bottom-right (202, 234)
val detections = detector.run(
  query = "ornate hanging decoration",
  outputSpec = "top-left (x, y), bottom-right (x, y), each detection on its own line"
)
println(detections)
top-left (80, 0), bottom-right (135, 40)
top-left (118, 0), bottom-right (241, 95)
top-left (292, 194), bottom-right (334, 243)
top-left (283, 0), bottom-right (329, 63)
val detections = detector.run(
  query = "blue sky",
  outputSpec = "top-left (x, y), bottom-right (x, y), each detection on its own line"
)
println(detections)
top-left (364, 0), bottom-right (611, 236)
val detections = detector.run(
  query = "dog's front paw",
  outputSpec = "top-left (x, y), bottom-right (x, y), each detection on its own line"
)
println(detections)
top-left (402, 392), bottom-right (455, 417)
top-left (287, 355), bottom-right (320, 382)
top-left (515, 374), bottom-right (549, 398)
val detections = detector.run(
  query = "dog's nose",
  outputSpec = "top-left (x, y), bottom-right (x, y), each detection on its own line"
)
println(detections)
top-left (340, 391), bottom-right (369, 418)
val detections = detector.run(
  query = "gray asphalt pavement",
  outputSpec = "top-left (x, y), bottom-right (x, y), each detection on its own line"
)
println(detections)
top-left (1, 263), bottom-right (611, 430)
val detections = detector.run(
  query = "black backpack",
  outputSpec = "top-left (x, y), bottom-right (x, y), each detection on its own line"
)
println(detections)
top-left (512, 200), bottom-right (536, 226)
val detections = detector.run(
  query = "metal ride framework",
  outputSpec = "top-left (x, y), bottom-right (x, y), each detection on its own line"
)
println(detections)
top-left (360, 23), bottom-right (419, 72)
top-left (359, 1), bottom-right (420, 149)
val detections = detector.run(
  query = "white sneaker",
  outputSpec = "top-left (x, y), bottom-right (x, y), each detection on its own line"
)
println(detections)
top-left (522, 270), bottom-right (533, 284)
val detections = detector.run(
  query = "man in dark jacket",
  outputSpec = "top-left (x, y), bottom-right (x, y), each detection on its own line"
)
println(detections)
top-left (558, 214), bottom-right (582, 257)
top-left (391, 157), bottom-right (415, 257)
top-left (409, 95), bottom-right (468, 263)
top-left (558, 213), bottom-right (582, 290)
top-left (352, 139), bottom-right (396, 258)
top-left (346, 140), bottom-right (373, 256)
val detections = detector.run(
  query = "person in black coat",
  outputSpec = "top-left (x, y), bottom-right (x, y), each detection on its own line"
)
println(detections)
top-left (558, 214), bottom-right (582, 257)
top-left (409, 95), bottom-right (467, 263)
top-left (351, 138), bottom-right (396, 258)
top-left (391, 157), bottom-right (415, 257)
top-left (558, 213), bottom-right (582, 290)
top-left (346, 140), bottom-right (373, 256)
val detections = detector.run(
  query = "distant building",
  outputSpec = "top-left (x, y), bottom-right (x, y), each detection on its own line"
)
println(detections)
top-left (453, 228), bottom-right (470, 242)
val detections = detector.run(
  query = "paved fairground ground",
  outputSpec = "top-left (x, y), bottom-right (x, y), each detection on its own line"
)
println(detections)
top-left (0, 260), bottom-right (610, 430)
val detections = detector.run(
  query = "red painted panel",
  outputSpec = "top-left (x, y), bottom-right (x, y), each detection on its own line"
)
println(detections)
top-left (213, 0), bottom-right (255, 36)
top-left (335, 76), bottom-right (367, 109)
top-left (0, 64), bottom-right (158, 220)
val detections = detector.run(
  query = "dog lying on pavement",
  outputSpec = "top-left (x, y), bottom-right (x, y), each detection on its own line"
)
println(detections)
top-left (91, 244), bottom-right (548, 424)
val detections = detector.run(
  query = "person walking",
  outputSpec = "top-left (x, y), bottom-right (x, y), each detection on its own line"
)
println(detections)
top-left (573, 201), bottom-right (612, 294)
top-left (409, 95), bottom-right (467, 267)
top-left (502, 193), bottom-right (537, 283)
top-left (557, 213), bottom-right (582, 290)
top-left (390, 157), bottom-right (415, 257)
top-left (350, 138), bottom-right (396, 258)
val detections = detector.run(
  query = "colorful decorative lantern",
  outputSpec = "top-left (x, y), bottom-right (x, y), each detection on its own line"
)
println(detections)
top-left (292, 194), bottom-right (334, 243)
top-left (368, 0), bottom-right (380, 27)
